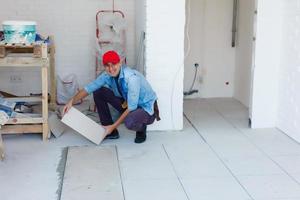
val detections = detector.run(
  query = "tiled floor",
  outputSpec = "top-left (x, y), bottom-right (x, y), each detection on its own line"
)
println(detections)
top-left (1, 98), bottom-right (300, 200)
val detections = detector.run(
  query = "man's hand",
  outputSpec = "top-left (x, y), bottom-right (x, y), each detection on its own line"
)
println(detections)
top-left (62, 99), bottom-right (73, 116)
top-left (103, 124), bottom-right (116, 135)
top-left (62, 89), bottom-right (89, 116)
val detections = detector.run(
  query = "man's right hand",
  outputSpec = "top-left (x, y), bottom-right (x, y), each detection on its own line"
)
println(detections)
top-left (63, 99), bottom-right (73, 116)
top-left (62, 89), bottom-right (88, 116)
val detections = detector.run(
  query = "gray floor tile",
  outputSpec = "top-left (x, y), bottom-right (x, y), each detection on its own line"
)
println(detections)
top-left (123, 179), bottom-right (188, 200)
top-left (292, 173), bottom-right (300, 183)
top-left (228, 118), bottom-right (250, 130)
top-left (272, 155), bottom-right (300, 174)
top-left (2, 98), bottom-right (300, 200)
top-left (205, 133), bottom-right (263, 157)
top-left (118, 144), bottom-right (177, 181)
top-left (240, 128), bottom-right (300, 156)
top-left (238, 174), bottom-right (300, 199)
top-left (206, 98), bottom-right (245, 109)
top-left (223, 155), bottom-right (284, 176)
top-left (164, 142), bottom-right (232, 178)
top-left (60, 146), bottom-right (123, 200)
top-left (181, 177), bottom-right (252, 200)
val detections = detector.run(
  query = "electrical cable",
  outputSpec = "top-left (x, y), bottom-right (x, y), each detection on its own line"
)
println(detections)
top-left (184, 63), bottom-right (199, 96)
top-left (189, 66), bottom-right (197, 92)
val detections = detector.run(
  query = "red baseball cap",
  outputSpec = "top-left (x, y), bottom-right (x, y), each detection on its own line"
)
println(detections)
top-left (102, 50), bottom-right (120, 66)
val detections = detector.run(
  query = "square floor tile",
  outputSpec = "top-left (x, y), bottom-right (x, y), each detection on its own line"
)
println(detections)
top-left (238, 175), bottom-right (300, 199)
top-left (223, 155), bottom-right (284, 176)
top-left (123, 179), bottom-right (188, 200)
top-left (164, 142), bottom-right (232, 178)
top-left (118, 145), bottom-right (177, 180)
top-left (241, 128), bottom-right (300, 156)
top-left (181, 177), bottom-right (252, 200)
top-left (272, 155), bottom-right (300, 174)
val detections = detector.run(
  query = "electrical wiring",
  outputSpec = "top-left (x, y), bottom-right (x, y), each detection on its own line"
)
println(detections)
top-left (184, 63), bottom-right (199, 96)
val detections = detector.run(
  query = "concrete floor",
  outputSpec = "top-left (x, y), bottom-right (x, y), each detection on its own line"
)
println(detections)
top-left (1, 98), bottom-right (300, 200)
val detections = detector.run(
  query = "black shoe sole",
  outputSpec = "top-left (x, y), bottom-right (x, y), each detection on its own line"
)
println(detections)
top-left (134, 136), bottom-right (146, 143)
top-left (105, 134), bottom-right (120, 139)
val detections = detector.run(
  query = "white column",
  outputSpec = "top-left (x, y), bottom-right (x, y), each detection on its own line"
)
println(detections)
top-left (250, 0), bottom-right (283, 128)
top-left (146, 0), bottom-right (185, 130)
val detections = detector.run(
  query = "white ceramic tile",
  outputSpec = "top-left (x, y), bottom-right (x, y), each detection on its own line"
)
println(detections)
top-left (293, 173), bottom-right (300, 184)
top-left (61, 107), bottom-right (106, 145)
top-left (208, 99), bottom-right (246, 110)
top-left (205, 133), bottom-right (263, 157)
top-left (238, 175), bottom-right (300, 199)
top-left (123, 179), bottom-right (188, 200)
top-left (228, 118), bottom-right (250, 130)
top-left (217, 107), bottom-right (249, 120)
top-left (2, 98), bottom-right (300, 200)
top-left (148, 117), bottom-right (207, 145)
top-left (181, 177), bottom-right (252, 200)
top-left (118, 144), bottom-right (177, 180)
top-left (198, 127), bottom-right (244, 138)
top-left (186, 111), bottom-right (241, 132)
top-left (272, 155), bottom-right (300, 174)
top-left (255, 198), bottom-right (300, 200)
top-left (184, 99), bottom-right (212, 110)
top-left (164, 142), bottom-right (232, 178)
top-left (223, 155), bottom-right (284, 176)
top-left (241, 128), bottom-right (300, 156)
top-left (191, 116), bottom-right (235, 131)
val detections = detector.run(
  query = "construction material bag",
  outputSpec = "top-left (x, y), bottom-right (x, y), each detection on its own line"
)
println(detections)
top-left (57, 74), bottom-right (80, 105)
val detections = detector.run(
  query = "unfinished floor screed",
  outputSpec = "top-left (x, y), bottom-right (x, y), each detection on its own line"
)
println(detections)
top-left (1, 98), bottom-right (300, 200)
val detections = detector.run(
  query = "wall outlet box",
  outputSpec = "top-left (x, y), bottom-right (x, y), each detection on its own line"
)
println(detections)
top-left (10, 75), bottom-right (22, 83)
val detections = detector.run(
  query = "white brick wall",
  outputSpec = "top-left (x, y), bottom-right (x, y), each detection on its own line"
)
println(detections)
top-left (0, 0), bottom-right (185, 131)
top-left (251, 0), bottom-right (300, 142)
top-left (146, 0), bottom-right (185, 130)
top-left (277, 0), bottom-right (300, 142)
top-left (0, 0), bottom-right (136, 95)
top-left (250, 0), bottom-right (282, 128)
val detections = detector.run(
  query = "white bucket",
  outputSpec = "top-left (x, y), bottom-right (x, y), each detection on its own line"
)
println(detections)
top-left (2, 21), bottom-right (37, 43)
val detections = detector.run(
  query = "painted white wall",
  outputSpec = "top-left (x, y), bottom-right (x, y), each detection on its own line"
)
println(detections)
top-left (184, 0), bottom-right (236, 98)
top-left (0, 0), bottom-right (136, 96)
top-left (184, 0), bottom-right (204, 98)
top-left (277, 1), bottom-right (300, 142)
top-left (146, 0), bottom-right (185, 130)
top-left (234, 0), bottom-right (255, 107)
top-left (250, 0), bottom-right (282, 128)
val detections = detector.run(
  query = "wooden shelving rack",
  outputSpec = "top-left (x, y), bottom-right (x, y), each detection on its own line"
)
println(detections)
top-left (0, 37), bottom-right (56, 160)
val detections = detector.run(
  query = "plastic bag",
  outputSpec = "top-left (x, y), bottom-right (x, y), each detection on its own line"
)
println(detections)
top-left (0, 110), bottom-right (9, 125)
top-left (57, 74), bottom-right (81, 105)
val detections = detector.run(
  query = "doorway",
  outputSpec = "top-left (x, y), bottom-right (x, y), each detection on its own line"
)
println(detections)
top-left (184, 0), bottom-right (256, 111)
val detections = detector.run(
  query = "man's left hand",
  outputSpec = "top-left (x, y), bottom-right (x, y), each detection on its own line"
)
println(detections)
top-left (103, 124), bottom-right (116, 135)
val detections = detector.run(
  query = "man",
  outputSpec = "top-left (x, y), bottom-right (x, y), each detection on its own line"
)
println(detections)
top-left (63, 50), bottom-right (160, 143)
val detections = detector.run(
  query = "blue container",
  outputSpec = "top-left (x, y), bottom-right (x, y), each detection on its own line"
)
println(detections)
top-left (2, 21), bottom-right (36, 44)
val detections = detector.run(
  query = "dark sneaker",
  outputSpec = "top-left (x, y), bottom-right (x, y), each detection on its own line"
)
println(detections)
top-left (135, 125), bottom-right (147, 143)
top-left (105, 129), bottom-right (120, 139)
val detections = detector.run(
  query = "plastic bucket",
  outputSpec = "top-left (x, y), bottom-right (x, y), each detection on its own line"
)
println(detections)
top-left (2, 21), bottom-right (36, 43)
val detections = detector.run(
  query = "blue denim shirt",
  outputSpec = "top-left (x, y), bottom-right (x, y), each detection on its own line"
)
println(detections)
top-left (84, 65), bottom-right (157, 115)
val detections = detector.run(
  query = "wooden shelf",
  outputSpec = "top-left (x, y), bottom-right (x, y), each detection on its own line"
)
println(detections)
top-left (0, 124), bottom-right (43, 134)
top-left (4, 96), bottom-right (42, 103)
top-left (0, 36), bottom-right (56, 160)
top-left (0, 54), bottom-right (49, 67)
top-left (0, 57), bottom-right (49, 140)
